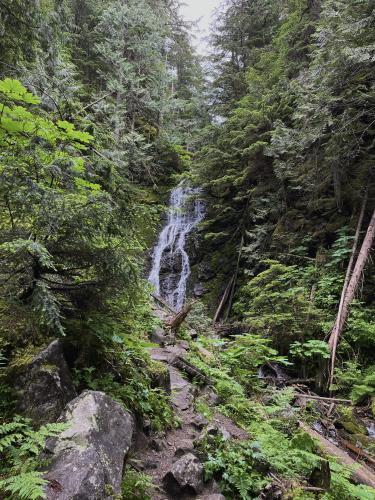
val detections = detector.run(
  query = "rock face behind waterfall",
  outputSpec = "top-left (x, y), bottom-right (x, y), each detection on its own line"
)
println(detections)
top-left (148, 183), bottom-right (204, 310)
top-left (44, 390), bottom-right (134, 500)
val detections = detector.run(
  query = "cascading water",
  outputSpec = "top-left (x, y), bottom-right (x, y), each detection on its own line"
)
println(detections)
top-left (148, 182), bottom-right (205, 310)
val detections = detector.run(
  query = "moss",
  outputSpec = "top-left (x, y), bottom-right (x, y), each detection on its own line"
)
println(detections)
top-left (40, 362), bottom-right (58, 374)
top-left (149, 360), bottom-right (168, 376)
top-left (338, 407), bottom-right (367, 435)
top-left (7, 345), bottom-right (41, 373)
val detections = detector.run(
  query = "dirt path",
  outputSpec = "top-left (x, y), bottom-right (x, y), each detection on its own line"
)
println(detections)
top-left (134, 342), bottom-right (216, 499)
top-left (134, 332), bottom-right (249, 500)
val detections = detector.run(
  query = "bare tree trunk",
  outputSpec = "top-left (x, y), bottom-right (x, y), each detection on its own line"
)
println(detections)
top-left (224, 236), bottom-right (244, 321)
top-left (213, 275), bottom-right (235, 324)
top-left (328, 194), bottom-right (367, 383)
top-left (308, 0), bottom-right (321, 20)
top-left (328, 207), bottom-right (375, 385)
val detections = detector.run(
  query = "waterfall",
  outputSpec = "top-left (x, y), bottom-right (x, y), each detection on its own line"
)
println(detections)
top-left (148, 182), bottom-right (205, 310)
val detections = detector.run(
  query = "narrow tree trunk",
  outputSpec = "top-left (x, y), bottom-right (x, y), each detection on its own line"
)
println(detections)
top-left (224, 236), bottom-right (244, 321)
top-left (328, 194), bottom-right (368, 385)
top-left (329, 207), bottom-right (375, 385)
top-left (331, 194), bottom-right (368, 342)
top-left (213, 275), bottom-right (235, 324)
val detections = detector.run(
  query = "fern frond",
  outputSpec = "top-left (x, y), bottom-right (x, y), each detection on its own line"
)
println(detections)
top-left (0, 471), bottom-right (47, 500)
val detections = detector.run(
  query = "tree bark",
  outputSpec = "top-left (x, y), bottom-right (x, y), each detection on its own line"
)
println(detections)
top-left (167, 301), bottom-right (194, 333)
top-left (299, 422), bottom-right (375, 489)
top-left (328, 207), bottom-right (375, 385)
top-left (328, 194), bottom-right (368, 386)
top-left (213, 275), bottom-right (235, 324)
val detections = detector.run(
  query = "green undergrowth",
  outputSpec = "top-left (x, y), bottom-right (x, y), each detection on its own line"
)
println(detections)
top-left (187, 330), bottom-right (375, 499)
top-left (70, 295), bottom-right (176, 431)
top-left (121, 465), bottom-right (154, 500)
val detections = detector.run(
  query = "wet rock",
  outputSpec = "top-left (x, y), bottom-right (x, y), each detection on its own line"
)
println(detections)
top-left (191, 414), bottom-right (208, 431)
top-left (198, 263), bottom-right (215, 282)
top-left (190, 329), bottom-right (199, 340)
top-left (151, 362), bottom-right (171, 394)
top-left (174, 439), bottom-right (195, 458)
top-left (170, 367), bottom-right (193, 411)
top-left (201, 386), bottom-right (219, 406)
top-left (211, 414), bottom-right (249, 441)
top-left (337, 408), bottom-right (368, 435)
top-left (163, 453), bottom-right (204, 496)
top-left (151, 327), bottom-right (175, 346)
top-left (178, 340), bottom-right (190, 350)
top-left (16, 339), bottom-right (76, 424)
top-left (44, 390), bottom-right (134, 500)
top-left (151, 327), bottom-right (166, 344)
top-left (194, 283), bottom-right (206, 298)
top-left (205, 423), bottom-right (231, 441)
top-left (150, 438), bottom-right (165, 452)
top-left (203, 495), bottom-right (226, 500)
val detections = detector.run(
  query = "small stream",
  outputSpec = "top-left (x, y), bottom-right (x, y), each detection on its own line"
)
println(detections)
top-left (148, 182), bottom-right (204, 310)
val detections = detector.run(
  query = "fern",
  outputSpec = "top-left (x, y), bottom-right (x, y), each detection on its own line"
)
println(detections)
top-left (0, 472), bottom-right (47, 500)
top-left (0, 417), bottom-right (67, 500)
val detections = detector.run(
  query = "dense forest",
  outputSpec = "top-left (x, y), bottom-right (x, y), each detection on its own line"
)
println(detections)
top-left (0, 0), bottom-right (375, 499)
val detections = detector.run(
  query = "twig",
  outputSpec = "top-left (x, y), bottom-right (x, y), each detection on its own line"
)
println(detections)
top-left (73, 92), bottom-right (113, 117)
top-left (295, 394), bottom-right (351, 404)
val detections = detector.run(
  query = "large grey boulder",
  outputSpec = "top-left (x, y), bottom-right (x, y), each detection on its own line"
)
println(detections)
top-left (16, 339), bottom-right (76, 424)
top-left (163, 453), bottom-right (204, 496)
top-left (44, 390), bottom-right (134, 500)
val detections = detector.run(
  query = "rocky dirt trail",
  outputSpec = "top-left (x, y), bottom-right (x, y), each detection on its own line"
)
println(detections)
top-left (133, 305), bottom-right (248, 499)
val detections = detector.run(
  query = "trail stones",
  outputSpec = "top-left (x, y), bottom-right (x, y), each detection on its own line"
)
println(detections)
top-left (163, 453), bottom-right (204, 496)
top-left (151, 327), bottom-right (175, 346)
top-left (44, 390), bottom-right (134, 500)
top-left (174, 439), bottom-right (195, 458)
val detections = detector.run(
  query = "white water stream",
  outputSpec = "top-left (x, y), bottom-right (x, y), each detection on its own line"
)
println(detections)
top-left (148, 183), bottom-right (205, 310)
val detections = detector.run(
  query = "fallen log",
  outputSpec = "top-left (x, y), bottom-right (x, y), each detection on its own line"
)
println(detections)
top-left (342, 440), bottom-right (375, 467)
top-left (167, 301), bottom-right (195, 333)
top-left (152, 293), bottom-right (177, 314)
top-left (214, 322), bottom-right (249, 337)
top-left (153, 294), bottom-right (195, 332)
top-left (299, 422), bottom-right (375, 490)
top-left (258, 377), bottom-right (315, 385)
top-left (172, 355), bottom-right (211, 385)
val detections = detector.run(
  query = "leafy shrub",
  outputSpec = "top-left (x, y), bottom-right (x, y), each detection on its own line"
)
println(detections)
top-left (221, 332), bottom-right (289, 388)
top-left (74, 364), bottom-right (175, 432)
top-left (351, 370), bottom-right (375, 404)
top-left (200, 435), bottom-right (268, 499)
top-left (234, 261), bottom-right (325, 352)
